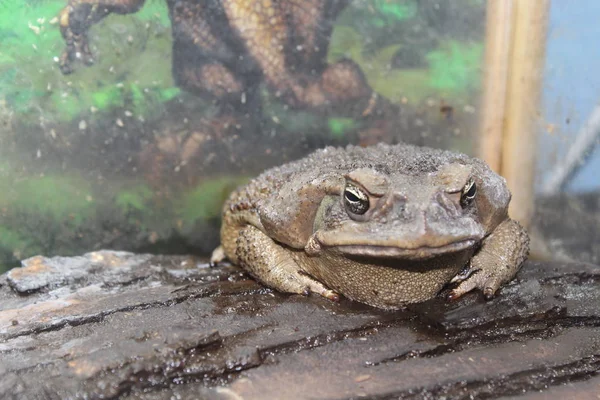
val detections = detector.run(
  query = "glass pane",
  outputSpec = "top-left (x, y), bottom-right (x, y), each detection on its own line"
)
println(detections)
top-left (1, 0), bottom-right (487, 272)
top-left (533, 0), bottom-right (600, 264)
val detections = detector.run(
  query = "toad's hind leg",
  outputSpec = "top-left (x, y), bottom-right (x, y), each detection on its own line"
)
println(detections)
top-left (235, 225), bottom-right (339, 301)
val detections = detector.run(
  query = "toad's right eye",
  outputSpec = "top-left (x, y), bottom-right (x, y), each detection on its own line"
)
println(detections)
top-left (460, 178), bottom-right (477, 208)
top-left (344, 184), bottom-right (369, 215)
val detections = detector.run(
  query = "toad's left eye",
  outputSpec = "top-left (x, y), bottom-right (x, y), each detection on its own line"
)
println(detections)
top-left (460, 179), bottom-right (477, 207)
top-left (344, 184), bottom-right (370, 215)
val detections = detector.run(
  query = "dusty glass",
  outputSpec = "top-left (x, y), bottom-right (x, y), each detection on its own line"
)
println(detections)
top-left (4, 1), bottom-right (597, 273)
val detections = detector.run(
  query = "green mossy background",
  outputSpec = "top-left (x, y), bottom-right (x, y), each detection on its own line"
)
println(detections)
top-left (0, 0), bottom-right (177, 121)
top-left (0, 0), bottom-right (485, 272)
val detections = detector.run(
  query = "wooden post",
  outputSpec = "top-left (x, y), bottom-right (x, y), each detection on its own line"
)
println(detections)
top-left (479, 0), bottom-right (549, 227)
top-left (479, 0), bottom-right (514, 173)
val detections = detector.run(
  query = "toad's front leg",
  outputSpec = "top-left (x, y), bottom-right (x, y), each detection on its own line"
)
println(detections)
top-left (231, 225), bottom-right (339, 301)
top-left (449, 218), bottom-right (530, 300)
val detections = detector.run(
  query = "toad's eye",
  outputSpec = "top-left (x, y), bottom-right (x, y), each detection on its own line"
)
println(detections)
top-left (460, 179), bottom-right (477, 207)
top-left (344, 184), bottom-right (369, 215)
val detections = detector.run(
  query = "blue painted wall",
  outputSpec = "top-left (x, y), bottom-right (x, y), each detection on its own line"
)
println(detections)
top-left (540, 1), bottom-right (600, 192)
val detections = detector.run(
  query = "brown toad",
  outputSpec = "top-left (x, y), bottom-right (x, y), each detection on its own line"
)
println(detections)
top-left (211, 143), bottom-right (529, 309)
top-left (57, 0), bottom-right (394, 120)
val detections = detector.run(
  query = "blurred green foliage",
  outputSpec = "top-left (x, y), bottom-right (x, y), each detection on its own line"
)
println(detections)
top-left (0, 226), bottom-right (39, 267)
top-left (0, 175), bottom-right (94, 224)
top-left (115, 184), bottom-right (154, 215)
top-left (0, 0), bottom-right (484, 124)
top-left (427, 41), bottom-right (483, 94)
top-left (0, 0), bottom-right (178, 123)
top-left (0, 171), bottom-right (249, 270)
top-left (0, 173), bottom-right (93, 268)
top-left (332, 0), bottom-right (484, 102)
top-left (328, 117), bottom-right (357, 139)
top-left (368, 1), bottom-right (417, 27)
top-left (329, 27), bottom-right (481, 103)
top-left (180, 177), bottom-right (249, 230)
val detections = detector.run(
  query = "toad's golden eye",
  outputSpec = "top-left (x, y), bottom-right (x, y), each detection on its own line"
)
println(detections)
top-left (460, 178), bottom-right (477, 207)
top-left (344, 184), bottom-right (369, 215)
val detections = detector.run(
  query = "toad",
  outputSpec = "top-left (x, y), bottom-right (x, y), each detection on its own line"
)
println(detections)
top-left (57, 0), bottom-right (395, 121)
top-left (211, 143), bottom-right (529, 309)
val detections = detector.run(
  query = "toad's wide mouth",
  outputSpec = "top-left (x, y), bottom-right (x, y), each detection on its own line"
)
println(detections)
top-left (328, 239), bottom-right (477, 259)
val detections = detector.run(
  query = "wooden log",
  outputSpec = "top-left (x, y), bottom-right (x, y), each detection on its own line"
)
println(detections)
top-left (1, 250), bottom-right (599, 399)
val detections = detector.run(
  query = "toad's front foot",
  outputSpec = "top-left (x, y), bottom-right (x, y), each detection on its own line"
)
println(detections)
top-left (59, 33), bottom-right (95, 74)
top-left (210, 245), bottom-right (226, 266)
top-left (448, 267), bottom-right (506, 301)
top-left (448, 218), bottom-right (529, 301)
top-left (59, 8), bottom-right (95, 74)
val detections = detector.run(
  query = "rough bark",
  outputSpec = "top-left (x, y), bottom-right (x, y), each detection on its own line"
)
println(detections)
top-left (1, 250), bottom-right (599, 399)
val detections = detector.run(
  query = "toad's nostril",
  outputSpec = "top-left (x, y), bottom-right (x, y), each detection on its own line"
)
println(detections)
top-left (392, 193), bottom-right (407, 215)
